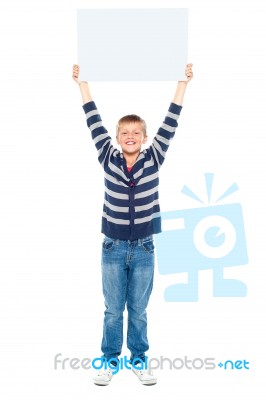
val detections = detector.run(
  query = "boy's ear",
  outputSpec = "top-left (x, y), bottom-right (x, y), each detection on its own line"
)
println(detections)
top-left (143, 135), bottom-right (147, 143)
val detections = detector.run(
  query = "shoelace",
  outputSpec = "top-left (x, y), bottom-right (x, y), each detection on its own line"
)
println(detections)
top-left (98, 369), bottom-right (112, 376)
top-left (136, 369), bottom-right (153, 376)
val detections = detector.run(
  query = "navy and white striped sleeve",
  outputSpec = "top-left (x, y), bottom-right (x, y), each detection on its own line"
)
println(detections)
top-left (82, 101), bottom-right (114, 166)
top-left (150, 102), bottom-right (182, 168)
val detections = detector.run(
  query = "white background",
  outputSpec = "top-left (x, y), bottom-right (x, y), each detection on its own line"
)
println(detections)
top-left (0, 0), bottom-right (266, 399)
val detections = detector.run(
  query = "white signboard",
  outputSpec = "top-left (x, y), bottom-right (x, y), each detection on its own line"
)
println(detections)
top-left (77, 8), bottom-right (188, 81)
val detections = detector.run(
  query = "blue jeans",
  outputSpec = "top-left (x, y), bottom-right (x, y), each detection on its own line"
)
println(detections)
top-left (101, 235), bottom-right (155, 363)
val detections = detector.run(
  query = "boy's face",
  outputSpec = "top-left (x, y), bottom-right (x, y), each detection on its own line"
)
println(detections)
top-left (116, 122), bottom-right (147, 156)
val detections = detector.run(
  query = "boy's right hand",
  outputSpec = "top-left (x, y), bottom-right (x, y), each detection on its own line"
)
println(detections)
top-left (73, 64), bottom-right (92, 103)
top-left (72, 64), bottom-right (80, 84)
top-left (72, 64), bottom-right (88, 86)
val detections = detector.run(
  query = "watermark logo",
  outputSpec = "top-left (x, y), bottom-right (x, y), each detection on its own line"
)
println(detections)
top-left (53, 354), bottom-right (250, 373)
top-left (155, 173), bottom-right (249, 301)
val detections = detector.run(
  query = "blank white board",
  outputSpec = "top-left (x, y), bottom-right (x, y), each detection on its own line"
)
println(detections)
top-left (77, 8), bottom-right (188, 81)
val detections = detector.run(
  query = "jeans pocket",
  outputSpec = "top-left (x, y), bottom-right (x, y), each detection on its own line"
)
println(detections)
top-left (102, 237), bottom-right (115, 251)
top-left (142, 237), bottom-right (155, 254)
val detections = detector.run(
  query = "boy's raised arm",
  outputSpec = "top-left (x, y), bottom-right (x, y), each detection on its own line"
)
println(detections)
top-left (148, 63), bottom-right (193, 169)
top-left (172, 63), bottom-right (193, 105)
top-left (72, 64), bottom-right (93, 104)
top-left (72, 64), bottom-right (115, 168)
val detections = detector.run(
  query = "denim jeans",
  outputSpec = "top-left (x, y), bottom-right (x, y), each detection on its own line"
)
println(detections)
top-left (101, 235), bottom-right (154, 364)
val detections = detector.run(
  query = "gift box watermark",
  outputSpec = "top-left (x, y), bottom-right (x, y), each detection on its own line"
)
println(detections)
top-left (155, 173), bottom-right (249, 302)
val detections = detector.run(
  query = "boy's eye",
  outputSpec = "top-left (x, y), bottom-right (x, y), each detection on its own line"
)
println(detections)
top-left (120, 131), bottom-right (141, 136)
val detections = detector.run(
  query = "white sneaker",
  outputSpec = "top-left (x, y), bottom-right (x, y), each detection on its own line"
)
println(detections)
top-left (132, 367), bottom-right (157, 385)
top-left (93, 368), bottom-right (113, 386)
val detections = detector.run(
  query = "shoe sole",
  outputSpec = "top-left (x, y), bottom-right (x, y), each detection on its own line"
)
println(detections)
top-left (141, 380), bottom-right (157, 385)
top-left (93, 380), bottom-right (111, 386)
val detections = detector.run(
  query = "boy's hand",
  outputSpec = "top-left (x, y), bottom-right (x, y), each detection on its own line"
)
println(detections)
top-left (179, 63), bottom-right (193, 83)
top-left (72, 64), bottom-right (88, 86)
top-left (173, 63), bottom-right (193, 105)
top-left (72, 64), bottom-right (80, 84)
top-left (73, 64), bottom-right (92, 103)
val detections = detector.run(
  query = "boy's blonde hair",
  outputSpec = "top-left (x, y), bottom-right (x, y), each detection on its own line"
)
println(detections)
top-left (116, 114), bottom-right (147, 137)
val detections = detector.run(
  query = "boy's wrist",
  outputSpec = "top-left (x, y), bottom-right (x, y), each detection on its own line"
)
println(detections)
top-left (177, 80), bottom-right (188, 86)
top-left (79, 81), bottom-right (88, 86)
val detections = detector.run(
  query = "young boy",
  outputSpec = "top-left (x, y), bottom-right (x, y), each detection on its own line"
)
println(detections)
top-left (72, 64), bottom-right (193, 385)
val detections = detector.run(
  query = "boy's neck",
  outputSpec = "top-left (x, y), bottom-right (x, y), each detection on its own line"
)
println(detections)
top-left (123, 152), bottom-right (140, 168)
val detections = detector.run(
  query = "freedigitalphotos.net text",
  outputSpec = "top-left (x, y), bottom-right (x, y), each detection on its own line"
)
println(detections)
top-left (54, 353), bottom-right (217, 374)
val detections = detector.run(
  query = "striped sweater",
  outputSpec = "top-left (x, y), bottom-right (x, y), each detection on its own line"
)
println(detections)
top-left (83, 101), bottom-right (182, 240)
